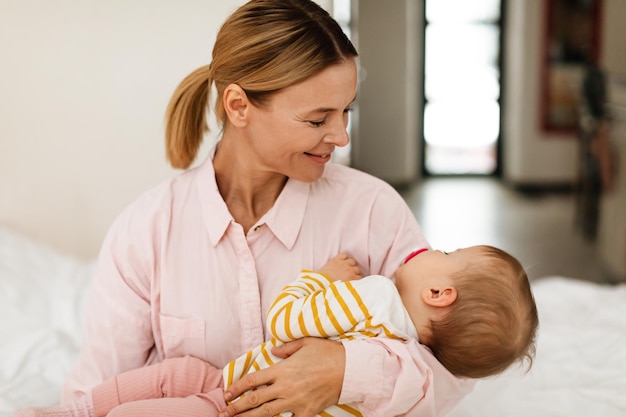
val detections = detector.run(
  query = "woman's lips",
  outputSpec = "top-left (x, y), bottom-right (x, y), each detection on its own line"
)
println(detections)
top-left (305, 152), bottom-right (331, 163)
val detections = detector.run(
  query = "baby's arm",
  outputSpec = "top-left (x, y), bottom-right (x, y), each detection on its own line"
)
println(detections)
top-left (319, 253), bottom-right (362, 281)
top-left (267, 256), bottom-right (371, 343)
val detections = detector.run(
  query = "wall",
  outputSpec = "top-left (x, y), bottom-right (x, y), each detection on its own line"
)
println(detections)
top-left (2, 0), bottom-right (623, 259)
top-left (598, 1), bottom-right (626, 280)
top-left (354, 0), bottom-right (625, 187)
top-left (601, 0), bottom-right (626, 76)
top-left (351, 0), bottom-right (422, 186)
top-left (598, 105), bottom-right (626, 280)
top-left (503, 0), bottom-right (626, 186)
top-left (502, 1), bottom-right (578, 185)
top-left (0, 0), bottom-right (242, 259)
top-left (0, 0), bottom-right (336, 260)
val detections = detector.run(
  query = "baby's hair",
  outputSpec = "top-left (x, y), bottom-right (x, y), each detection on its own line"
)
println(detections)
top-left (427, 245), bottom-right (539, 378)
top-left (165, 0), bottom-right (358, 169)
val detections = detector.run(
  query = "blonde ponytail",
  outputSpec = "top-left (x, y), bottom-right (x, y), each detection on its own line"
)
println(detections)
top-left (165, 64), bottom-right (212, 169)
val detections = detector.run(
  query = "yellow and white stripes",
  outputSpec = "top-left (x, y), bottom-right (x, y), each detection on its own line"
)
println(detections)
top-left (224, 338), bottom-right (280, 388)
top-left (222, 337), bottom-right (362, 417)
top-left (268, 271), bottom-right (407, 343)
top-left (221, 271), bottom-right (414, 417)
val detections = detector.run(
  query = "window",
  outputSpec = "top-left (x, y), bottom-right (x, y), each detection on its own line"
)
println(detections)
top-left (332, 0), bottom-right (353, 166)
top-left (423, 0), bottom-right (503, 175)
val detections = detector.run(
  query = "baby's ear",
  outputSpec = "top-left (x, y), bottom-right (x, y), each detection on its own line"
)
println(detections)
top-left (421, 286), bottom-right (457, 307)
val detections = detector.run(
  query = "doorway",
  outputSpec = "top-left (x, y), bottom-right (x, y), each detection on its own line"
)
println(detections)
top-left (422, 0), bottom-right (504, 175)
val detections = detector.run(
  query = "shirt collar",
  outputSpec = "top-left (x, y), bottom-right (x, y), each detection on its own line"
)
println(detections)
top-left (260, 178), bottom-right (309, 250)
top-left (197, 142), bottom-right (310, 249)
top-left (196, 143), bottom-right (233, 246)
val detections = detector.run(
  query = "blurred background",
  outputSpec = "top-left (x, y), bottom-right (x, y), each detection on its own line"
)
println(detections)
top-left (1, 0), bottom-right (624, 283)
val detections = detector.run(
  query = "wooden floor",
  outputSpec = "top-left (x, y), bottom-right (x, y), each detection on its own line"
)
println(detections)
top-left (400, 176), bottom-right (616, 283)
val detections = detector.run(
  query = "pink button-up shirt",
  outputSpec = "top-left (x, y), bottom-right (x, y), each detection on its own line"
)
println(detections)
top-left (63, 144), bottom-right (473, 416)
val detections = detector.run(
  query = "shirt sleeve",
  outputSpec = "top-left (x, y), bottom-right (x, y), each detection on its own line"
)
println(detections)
top-left (267, 272), bottom-right (409, 343)
top-left (339, 184), bottom-right (473, 416)
top-left (340, 338), bottom-right (475, 417)
top-left (364, 183), bottom-right (430, 280)
top-left (62, 201), bottom-right (160, 403)
top-left (267, 270), bottom-right (339, 341)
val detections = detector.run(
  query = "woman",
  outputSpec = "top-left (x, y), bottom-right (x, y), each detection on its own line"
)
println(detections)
top-left (62, 1), bottom-right (473, 416)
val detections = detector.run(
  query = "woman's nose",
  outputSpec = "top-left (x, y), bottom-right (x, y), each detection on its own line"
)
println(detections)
top-left (324, 120), bottom-right (350, 147)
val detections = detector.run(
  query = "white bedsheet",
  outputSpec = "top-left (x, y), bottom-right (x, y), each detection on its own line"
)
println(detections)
top-left (0, 228), bottom-right (94, 416)
top-left (1, 227), bottom-right (625, 417)
top-left (447, 276), bottom-right (626, 417)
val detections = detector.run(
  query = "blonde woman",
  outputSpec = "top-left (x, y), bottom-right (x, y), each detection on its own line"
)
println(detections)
top-left (29, 1), bottom-right (480, 416)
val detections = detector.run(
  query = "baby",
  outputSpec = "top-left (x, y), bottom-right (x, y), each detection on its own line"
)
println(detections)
top-left (16, 245), bottom-right (538, 417)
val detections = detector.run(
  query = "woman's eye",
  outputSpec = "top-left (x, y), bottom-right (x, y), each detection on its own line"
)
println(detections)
top-left (442, 251), bottom-right (448, 255)
top-left (309, 120), bottom-right (326, 127)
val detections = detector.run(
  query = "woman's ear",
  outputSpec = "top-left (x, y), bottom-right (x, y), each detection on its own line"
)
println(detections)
top-left (223, 83), bottom-right (249, 127)
top-left (421, 286), bottom-right (457, 308)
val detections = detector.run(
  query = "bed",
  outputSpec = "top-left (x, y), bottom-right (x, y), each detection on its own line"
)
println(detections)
top-left (1, 226), bottom-right (625, 417)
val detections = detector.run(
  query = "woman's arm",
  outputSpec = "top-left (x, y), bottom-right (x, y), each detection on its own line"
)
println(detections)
top-left (334, 188), bottom-right (474, 416)
top-left (219, 338), bottom-right (473, 417)
top-left (340, 338), bottom-right (475, 417)
top-left (62, 205), bottom-right (158, 402)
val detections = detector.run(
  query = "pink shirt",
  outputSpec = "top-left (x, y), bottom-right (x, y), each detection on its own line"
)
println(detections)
top-left (63, 144), bottom-right (473, 416)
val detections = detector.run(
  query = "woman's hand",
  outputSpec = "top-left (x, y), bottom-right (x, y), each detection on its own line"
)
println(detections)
top-left (219, 338), bottom-right (345, 417)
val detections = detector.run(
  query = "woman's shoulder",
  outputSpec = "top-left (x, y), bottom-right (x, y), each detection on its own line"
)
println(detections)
top-left (321, 163), bottom-right (397, 192)
top-left (109, 168), bottom-right (201, 234)
top-left (97, 167), bottom-right (209, 273)
top-left (315, 163), bottom-right (405, 206)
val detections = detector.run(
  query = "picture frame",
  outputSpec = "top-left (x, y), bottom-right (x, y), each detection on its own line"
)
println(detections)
top-left (540, 0), bottom-right (603, 133)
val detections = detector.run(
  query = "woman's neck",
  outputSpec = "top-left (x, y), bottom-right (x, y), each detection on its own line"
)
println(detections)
top-left (213, 138), bottom-right (287, 233)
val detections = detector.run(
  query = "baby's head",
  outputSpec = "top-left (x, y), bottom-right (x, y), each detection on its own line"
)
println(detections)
top-left (395, 245), bottom-right (538, 379)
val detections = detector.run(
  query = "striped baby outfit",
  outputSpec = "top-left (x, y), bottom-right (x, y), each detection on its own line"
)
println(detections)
top-left (223, 270), bottom-right (418, 417)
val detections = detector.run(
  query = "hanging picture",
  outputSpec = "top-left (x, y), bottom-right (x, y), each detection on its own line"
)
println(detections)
top-left (540, 0), bottom-right (603, 133)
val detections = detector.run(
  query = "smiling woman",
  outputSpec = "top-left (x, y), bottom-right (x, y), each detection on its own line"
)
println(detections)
top-left (13, 1), bottom-right (472, 417)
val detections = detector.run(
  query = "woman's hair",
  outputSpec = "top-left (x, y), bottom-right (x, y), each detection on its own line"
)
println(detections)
top-left (165, 0), bottom-right (358, 169)
top-left (427, 245), bottom-right (539, 379)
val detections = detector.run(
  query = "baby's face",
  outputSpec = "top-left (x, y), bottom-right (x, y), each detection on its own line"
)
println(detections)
top-left (395, 245), bottom-right (488, 293)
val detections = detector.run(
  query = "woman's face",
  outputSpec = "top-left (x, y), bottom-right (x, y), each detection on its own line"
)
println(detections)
top-left (246, 59), bottom-right (358, 182)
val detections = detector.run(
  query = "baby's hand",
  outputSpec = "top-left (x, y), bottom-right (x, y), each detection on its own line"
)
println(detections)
top-left (319, 253), bottom-right (362, 281)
